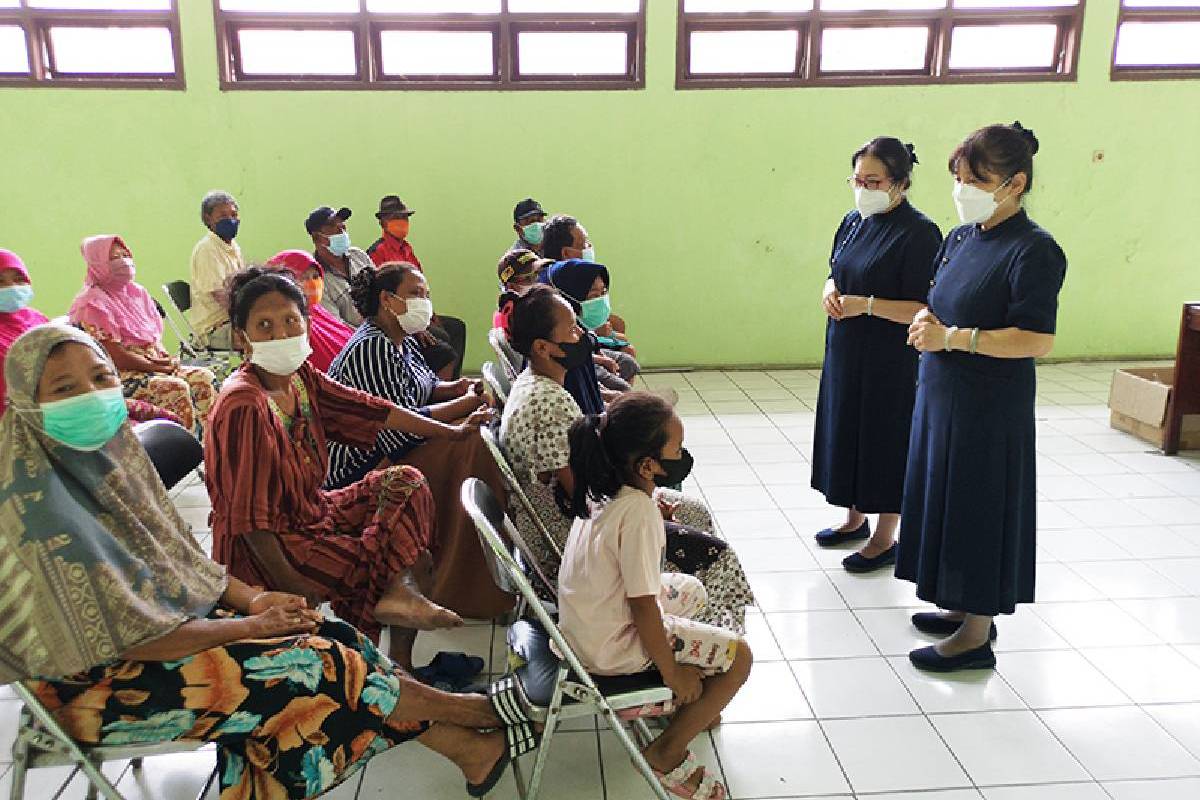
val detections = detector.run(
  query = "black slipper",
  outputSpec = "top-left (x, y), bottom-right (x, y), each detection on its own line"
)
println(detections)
top-left (466, 748), bottom-right (511, 798)
top-left (815, 519), bottom-right (871, 548)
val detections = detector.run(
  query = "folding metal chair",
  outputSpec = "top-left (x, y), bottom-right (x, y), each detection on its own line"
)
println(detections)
top-left (481, 361), bottom-right (511, 408)
top-left (160, 280), bottom-right (235, 379)
top-left (460, 478), bottom-right (672, 800)
top-left (488, 328), bottom-right (523, 381)
top-left (7, 682), bottom-right (217, 800)
top-left (479, 425), bottom-right (562, 567)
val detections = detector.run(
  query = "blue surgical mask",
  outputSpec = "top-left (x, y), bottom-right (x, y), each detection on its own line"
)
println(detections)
top-left (579, 294), bottom-right (611, 331)
top-left (580, 246), bottom-right (596, 263)
top-left (0, 284), bottom-right (34, 313)
top-left (39, 387), bottom-right (129, 451)
top-left (521, 221), bottom-right (544, 246)
top-left (326, 231), bottom-right (351, 257)
top-left (213, 217), bottom-right (240, 242)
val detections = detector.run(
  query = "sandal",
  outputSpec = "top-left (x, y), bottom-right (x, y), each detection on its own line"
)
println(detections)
top-left (651, 750), bottom-right (727, 800)
top-left (486, 676), bottom-right (540, 760)
top-left (466, 748), bottom-right (510, 798)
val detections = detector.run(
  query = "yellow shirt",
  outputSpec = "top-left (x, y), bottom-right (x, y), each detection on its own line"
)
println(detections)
top-left (188, 231), bottom-right (244, 336)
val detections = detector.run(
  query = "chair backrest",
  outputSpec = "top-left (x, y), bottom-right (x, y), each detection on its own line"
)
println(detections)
top-left (481, 361), bottom-right (510, 407)
top-left (488, 328), bottom-right (522, 380)
top-left (480, 424), bottom-right (563, 565)
top-left (134, 420), bottom-right (202, 491)
top-left (461, 478), bottom-right (605, 695)
top-left (163, 280), bottom-right (192, 314)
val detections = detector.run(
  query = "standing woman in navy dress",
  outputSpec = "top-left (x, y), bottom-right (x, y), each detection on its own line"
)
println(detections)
top-left (811, 137), bottom-right (943, 573)
top-left (899, 122), bottom-right (1067, 672)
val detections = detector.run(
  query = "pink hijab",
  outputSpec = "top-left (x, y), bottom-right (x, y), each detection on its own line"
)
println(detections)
top-left (68, 235), bottom-right (163, 348)
top-left (0, 249), bottom-right (49, 411)
top-left (265, 250), bottom-right (354, 372)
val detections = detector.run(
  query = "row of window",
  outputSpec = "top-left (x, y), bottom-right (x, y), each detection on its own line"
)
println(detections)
top-left (0, 0), bottom-right (1198, 89)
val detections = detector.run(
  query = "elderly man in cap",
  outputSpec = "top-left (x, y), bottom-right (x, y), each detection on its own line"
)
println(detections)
top-left (366, 194), bottom-right (466, 380)
top-left (510, 197), bottom-right (545, 255)
top-left (307, 204), bottom-right (374, 326)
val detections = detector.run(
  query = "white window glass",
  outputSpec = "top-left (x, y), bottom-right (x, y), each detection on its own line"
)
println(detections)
top-left (517, 31), bottom-right (627, 75)
top-left (953, 0), bottom-right (1075, 7)
top-left (237, 28), bottom-right (358, 74)
top-left (509, 0), bottom-right (639, 11)
top-left (1121, 0), bottom-right (1198, 5)
top-left (368, 0), bottom-right (501, 11)
top-left (220, 0), bottom-right (359, 12)
top-left (822, 0), bottom-right (944, 10)
top-left (1115, 21), bottom-right (1200, 66)
top-left (29, 0), bottom-right (170, 8)
top-left (50, 26), bottom-right (174, 73)
top-left (380, 30), bottom-right (495, 75)
top-left (950, 24), bottom-right (1059, 70)
top-left (0, 26), bottom-right (28, 73)
top-left (820, 26), bottom-right (928, 72)
top-left (689, 29), bottom-right (799, 74)
top-left (685, 0), bottom-right (811, 9)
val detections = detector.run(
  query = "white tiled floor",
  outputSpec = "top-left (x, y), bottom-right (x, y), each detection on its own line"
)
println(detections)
top-left (10, 361), bottom-right (1200, 800)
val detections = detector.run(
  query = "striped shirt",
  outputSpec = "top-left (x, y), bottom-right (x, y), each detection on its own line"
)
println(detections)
top-left (325, 320), bottom-right (438, 489)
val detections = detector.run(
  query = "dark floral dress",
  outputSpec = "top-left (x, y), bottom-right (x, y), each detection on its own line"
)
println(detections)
top-left (30, 615), bottom-right (428, 800)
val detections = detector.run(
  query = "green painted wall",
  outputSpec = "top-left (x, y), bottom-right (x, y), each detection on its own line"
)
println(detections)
top-left (2, 1), bottom-right (1197, 370)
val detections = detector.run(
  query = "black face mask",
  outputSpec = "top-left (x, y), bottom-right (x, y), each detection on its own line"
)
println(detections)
top-left (547, 337), bottom-right (593, 371)
top-left (652, 448), bottom-right (694, 487)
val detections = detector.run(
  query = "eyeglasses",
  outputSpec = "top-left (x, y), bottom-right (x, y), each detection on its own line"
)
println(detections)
top-left (847, 176), bottom-right (888, 191)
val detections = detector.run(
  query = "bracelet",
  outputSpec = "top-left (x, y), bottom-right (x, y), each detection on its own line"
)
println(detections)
top-left (943, 325), bottom-right (959, 352)
top-left (866, 296), bottom-right (875, 316)
top-left (969, 327), bottom-right (981, 355)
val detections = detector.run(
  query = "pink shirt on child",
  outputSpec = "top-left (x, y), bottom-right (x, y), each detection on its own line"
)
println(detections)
top-left (558, 485), bottom-right (665, 676)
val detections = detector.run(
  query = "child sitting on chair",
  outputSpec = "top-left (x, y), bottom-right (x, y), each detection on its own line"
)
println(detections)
top-left (557, 392), bottom-right (753, 800)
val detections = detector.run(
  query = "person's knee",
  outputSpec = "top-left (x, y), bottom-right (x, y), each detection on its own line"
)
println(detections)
top-left (731, 639), bottom-right (753, 681)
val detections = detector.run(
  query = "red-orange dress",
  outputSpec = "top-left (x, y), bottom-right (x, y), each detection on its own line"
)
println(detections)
top-left (205, 362), bottom-right (435, 638)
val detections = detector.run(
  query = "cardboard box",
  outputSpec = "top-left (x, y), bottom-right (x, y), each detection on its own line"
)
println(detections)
top-left (1108, 367), bottom-right (1200, 451)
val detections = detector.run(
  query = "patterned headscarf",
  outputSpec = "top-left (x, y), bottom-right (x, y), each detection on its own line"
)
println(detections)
top-left (0, 323), bottom-right (226, 681)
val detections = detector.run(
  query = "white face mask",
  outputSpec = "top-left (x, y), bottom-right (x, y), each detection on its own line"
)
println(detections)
top-left (953, 178), bottom-right (1012, 225)
top-left (247, 333), bottom-right (311, 376)
top-left (393, 296), bottom-right (434, 335)
top-left (580, 246), bottom-right (596, 263)
top-left (854, 186), bottom-right (894, 218)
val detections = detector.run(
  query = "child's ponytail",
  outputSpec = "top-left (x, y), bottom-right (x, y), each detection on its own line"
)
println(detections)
top-left (566, 413), bottom-right (621, 518)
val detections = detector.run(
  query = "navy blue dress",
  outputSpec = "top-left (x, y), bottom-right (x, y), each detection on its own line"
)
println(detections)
top-left (812, 199), bottom-right (943, 514)
top-left (896, 209), bottom-right (1067, 616)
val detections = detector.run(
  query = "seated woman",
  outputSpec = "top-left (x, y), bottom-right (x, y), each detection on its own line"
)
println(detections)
top-left (205, 267), bottom-right (487, 669)
top-left (265, 249), bottom-right (354, 372)
top-left (500, 286), bottom-right (753, 631)
top-left (1, 323), bottom-right (516, 800)
top-left (542, 258), bottom-right (639, 394)
top-left (560, 393), bottom-right (753, 800)
top-left (324, 262), bottom-right (513, 621)
top-left (0, 248), bottom-right (48, 411)
top-left (69, 234), bottom-right (216, 435)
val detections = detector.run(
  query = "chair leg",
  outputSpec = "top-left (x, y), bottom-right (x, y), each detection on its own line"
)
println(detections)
top-left (630, 717), bottom-right (655, 749)
top-left (130, 758), bottom-right (144, 770)
top-left (81, 753), bottom-right (123, 800)
top-left (598, 704), bottom-right (670, 800)
top-left (8, 735), bottom-right (28, 800)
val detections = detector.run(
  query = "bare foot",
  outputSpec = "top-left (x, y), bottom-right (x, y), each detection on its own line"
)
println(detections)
top-left (375, 593), bottom-right (464, 631)
top-left (857, 537), bottom-right (895, 558)
top-left (462, 730), bottom-right (506, 787)
top-left (643, 746), bottom-right (708, 795)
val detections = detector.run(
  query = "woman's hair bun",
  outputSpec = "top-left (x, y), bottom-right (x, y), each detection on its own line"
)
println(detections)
top-left (905, 142), bottom-right (919, 165)
top-left (1010, 121), bottom-right (1040, 155)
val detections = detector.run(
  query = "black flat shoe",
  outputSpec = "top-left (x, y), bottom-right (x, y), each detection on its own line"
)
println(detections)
top-left (911, 613), bottom-right (997, 641)
top-left (909, 642), bottom-right (996, 673)
top-left (815, 519), bottom-right (871, 548)
top-left (842, 544), bottom-right (896, 574)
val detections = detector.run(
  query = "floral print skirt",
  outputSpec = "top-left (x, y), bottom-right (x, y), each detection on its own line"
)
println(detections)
top-left (30, 616), bottom-right (428, 800)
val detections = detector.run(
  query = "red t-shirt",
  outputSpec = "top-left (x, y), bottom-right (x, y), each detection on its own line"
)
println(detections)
top-left (366, 233), bottom-right (423, 271)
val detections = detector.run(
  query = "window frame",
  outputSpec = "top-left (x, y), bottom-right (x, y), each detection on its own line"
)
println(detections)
top-left (212, 0), bottom-right (646, 91)
top-left (676, 0), bottom-right (1086, 89)
top-left (1111, 3), bottom-right (1200, 81)
top-left (0, 0), bottom-right (185, 89)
